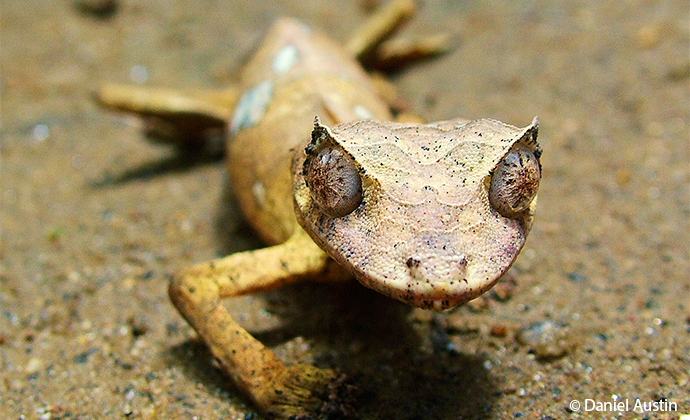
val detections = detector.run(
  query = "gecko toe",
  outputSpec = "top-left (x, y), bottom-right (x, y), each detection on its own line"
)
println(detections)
top-left (257, 364), bottom-right (358, 419)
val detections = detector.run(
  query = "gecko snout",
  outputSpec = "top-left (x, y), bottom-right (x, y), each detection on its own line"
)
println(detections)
top-left (405, 253), bottom-right (468, 282)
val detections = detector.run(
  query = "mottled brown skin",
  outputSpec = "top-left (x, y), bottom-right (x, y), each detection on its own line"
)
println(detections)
top-left (95, 1), bottom-right (541, 418)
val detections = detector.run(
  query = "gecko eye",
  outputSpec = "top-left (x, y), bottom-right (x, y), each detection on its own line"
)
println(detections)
top-left (489, 145), bottom-right (541, 219)
top-left (303, 144), bottom-right (363, 218)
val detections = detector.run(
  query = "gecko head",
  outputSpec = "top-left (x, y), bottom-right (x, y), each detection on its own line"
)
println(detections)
top-left (293, 117), bottom-right (541, 310)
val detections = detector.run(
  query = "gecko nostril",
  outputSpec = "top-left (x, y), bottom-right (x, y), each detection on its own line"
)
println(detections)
top-left (405, 257), bottom-right (421, 268)
top-left (457, 254), bottom-right (468, 268)
top-left (405, 252), bottom-right (469, 284)
top-left (406, 256), bottom-right (427, 283)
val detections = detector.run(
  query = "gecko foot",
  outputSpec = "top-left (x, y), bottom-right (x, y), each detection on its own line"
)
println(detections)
top-left (255, 364), bottom-right (358, 420)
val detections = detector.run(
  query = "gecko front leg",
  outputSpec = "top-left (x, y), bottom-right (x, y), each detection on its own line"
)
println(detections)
top-left (96, 1), bottom-right (458, 417)
top-left (169, 229), bottom-right (354, 419)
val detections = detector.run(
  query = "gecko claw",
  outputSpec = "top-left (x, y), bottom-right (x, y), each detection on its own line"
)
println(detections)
top-left (256, 364), bottom-right (358, 420)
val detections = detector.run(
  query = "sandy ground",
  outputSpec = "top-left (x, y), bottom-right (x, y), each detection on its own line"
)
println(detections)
top-left (2, 0), bottom-right (689, 419)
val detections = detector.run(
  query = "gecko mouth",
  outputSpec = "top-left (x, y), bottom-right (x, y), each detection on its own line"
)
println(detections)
top-left (346, 247), bottom-right (502, 312)
top-left (346, 228), bottom-right (523, 311)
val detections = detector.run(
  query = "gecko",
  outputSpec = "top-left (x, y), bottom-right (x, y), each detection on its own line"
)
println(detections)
top-left (96, 0), bottom-right (541, 418)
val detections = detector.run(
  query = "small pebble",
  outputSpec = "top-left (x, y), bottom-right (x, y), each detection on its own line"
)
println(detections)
top-left (127, 315), bottom-right (149, 337)
top-left (615, 168), bottom-right (631, 186)
top-left (272, 336), bottom-right (313, 364)
top-left (25, 357), bottom-right (43, 374)
top-left (74, 0), bottom-right (118, 18)
top-left (490, 324), bottom-right (508, 337)
top-left (129, 65), bottom-right (149, 84)
top-left (517, 320), bottom-right (574, 360)
top-left (636, 24), bottom-right (661, 49)
top-left (360, 0), bottom-right (381, 12)
top-left (466, 295), bottom-right (489, 312)
top-left (74, 347), bottom-right (98, 364)
top-left (491, 277), bottom-right (517, 301)
top-left (32, 124), bottom-right (49, 143)
top-left (667, 61), bottom-right (690, 81)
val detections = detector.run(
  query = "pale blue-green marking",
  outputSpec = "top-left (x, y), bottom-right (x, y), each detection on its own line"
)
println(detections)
top-left (230, 79), bottom-right (274, 134)
top-left (272, 44), bottom-right (299, 75)
top-left (353, 104), bottom-right (374, 120)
